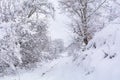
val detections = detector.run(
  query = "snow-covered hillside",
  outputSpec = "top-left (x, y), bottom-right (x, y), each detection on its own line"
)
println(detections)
top-left (79, 20), bottom-right (120, 80)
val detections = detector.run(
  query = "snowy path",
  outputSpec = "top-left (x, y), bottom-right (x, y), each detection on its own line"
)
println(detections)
top-left (0, 58), bottom-right (63, 80)
top-left (0, 55), bottom-right (84, 80)
top-left (1, 54), bottom-right (120, 80)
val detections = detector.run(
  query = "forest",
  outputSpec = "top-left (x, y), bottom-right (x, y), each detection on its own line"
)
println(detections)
top-left (0, 0), bottom-right (120, 80)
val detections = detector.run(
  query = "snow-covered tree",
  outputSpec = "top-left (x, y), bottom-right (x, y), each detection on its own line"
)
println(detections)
top-left (59, 0), bottom-right (107, 46)
top-left (0, 0), bottom-right (54, 72)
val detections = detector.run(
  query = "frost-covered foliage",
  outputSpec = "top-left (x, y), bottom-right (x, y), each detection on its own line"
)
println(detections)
top-left (19, 21), bottom-right (49, 68)
top-left (0, 0), bottom-right (54, 22)
top-left (0, 0), bottom-right (54, 75)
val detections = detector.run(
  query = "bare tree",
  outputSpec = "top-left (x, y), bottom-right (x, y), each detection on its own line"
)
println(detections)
top-left (59, 0), bottom-right (107, 46)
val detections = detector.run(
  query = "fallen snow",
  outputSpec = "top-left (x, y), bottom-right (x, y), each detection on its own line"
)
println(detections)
top-left (0, 56), bottom-right (84, 80)
top-left (82, 19), bottom-right (120, 80)
top-left (1, 19), bottom-right (120, 80)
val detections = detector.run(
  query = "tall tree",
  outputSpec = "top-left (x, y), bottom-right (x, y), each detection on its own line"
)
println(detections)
top-left (59, 0), bottom-right (107, 46)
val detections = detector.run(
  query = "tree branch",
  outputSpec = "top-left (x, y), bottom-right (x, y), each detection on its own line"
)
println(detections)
top-left (87, 0), bottom-right (107, 18)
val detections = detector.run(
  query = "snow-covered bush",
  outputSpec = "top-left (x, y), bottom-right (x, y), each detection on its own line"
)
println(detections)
top-left (0, 0), bottom-right (54, 75)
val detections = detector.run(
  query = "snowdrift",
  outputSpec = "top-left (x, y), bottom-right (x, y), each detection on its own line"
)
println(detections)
top-left (80, 21), bottom-right (120, 80)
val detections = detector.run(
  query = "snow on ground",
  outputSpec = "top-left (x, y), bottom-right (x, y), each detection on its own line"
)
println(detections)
top-left (80, 19), bottom-right (120, 80)
top-left (1, 19), bottom-right (120, 80)
top-left (0, 55), bottom-right (84, 80)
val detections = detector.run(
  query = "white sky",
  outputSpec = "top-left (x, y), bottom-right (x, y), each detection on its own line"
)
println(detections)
top-left (48, 0), bottom-right (71, 46)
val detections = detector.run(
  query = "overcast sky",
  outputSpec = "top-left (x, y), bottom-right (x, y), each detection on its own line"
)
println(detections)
top-left (48, 0), bottom-right (71, 46)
